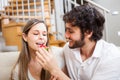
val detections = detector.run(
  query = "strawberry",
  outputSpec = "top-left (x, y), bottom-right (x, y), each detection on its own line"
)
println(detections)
top-left (39, 44), bottom-right (48, 51)
top-left (39, 44), bottom-right (45, 47)
top-left (45, 47), bottom-right (49, 51)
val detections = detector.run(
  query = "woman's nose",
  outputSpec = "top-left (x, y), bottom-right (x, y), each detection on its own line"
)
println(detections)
top-left (38, 34), bottom-right (43, 39)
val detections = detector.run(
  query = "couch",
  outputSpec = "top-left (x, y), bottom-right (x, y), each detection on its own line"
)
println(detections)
top-left (0, 46), bottom-right (120, 80)
top-left (0, 46), bottom-right (65, 80)
top-left (0, 51), bottom-right (20, 80)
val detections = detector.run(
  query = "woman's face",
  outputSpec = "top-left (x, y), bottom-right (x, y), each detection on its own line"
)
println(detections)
top-left (23, 23), bottom-right (48, 51)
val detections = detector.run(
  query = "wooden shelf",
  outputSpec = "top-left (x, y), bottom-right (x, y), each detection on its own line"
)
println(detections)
top-left (9, 15), bottom-right (50, 19)
top-left (8, 0), bottom-right (28, 3)
top-left (8, 0), bottom-right (48, 3)
top-left (1, 0), bottom-right (58, 50)
top-left (50, 40), bottom-right (66, 47)
top-left (5, 8), bottom-right (49, 13)
top-left (3, 22), bottom-right (26, 28)
top-left (6, 1), bottom-right (49, 9)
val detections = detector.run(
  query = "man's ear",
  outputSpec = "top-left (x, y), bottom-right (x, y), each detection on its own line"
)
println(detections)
top-left (85, 31), bottom-right (93, 38)
top-left (22, 33), bottom-right (27, 42)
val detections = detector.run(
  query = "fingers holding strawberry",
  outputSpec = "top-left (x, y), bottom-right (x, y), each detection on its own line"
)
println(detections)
top-left (36, 47), bottom-right (58, 74)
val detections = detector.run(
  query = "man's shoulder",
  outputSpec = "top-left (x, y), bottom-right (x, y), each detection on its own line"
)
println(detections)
top-left (63, 42), bottom-right (71, 52)
top-left (97, 40), bottom-right (119, 51)
top-left (93, 40), bottom-right (120, 60)
top-left (98, 40), bottom-right (120, 58)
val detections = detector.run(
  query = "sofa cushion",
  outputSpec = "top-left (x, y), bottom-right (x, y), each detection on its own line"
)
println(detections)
top-left (0, 47), bottom-right (119, 80)
top-left (0, 51), bottom-right (19, 80)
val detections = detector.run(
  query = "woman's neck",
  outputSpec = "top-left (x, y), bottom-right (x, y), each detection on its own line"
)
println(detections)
top-left (28, 58), bottom-right (43, 80)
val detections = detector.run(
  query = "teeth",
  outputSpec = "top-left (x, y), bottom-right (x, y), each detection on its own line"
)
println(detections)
top-left (37, 40), bottom-right (44, 44)
top-left (66, 39), bottom-right (72, 42)
top-left (36, 43), bottom-right (44, 45)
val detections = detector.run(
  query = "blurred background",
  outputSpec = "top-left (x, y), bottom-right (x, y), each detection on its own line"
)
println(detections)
top-left (0, 0), bottom-right (120, 52)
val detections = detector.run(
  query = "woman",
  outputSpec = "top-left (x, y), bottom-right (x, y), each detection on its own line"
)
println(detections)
top-left (10, 19), bottom-right (49, 80)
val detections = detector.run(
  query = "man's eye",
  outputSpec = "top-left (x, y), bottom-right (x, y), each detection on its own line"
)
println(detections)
top-left (65, 28), bottom-right (67, 32)
top-left (69, 31), bottom-right (74, 33)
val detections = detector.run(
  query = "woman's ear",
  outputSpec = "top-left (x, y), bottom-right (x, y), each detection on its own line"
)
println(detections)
top-left (22, 33), bottom-right (27, 42)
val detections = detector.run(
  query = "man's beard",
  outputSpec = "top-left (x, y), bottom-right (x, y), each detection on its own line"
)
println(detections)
top-left (69, 34), bottom-right (85, 49)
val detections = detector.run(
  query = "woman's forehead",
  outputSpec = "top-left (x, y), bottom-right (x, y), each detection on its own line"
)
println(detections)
top-left (31, 23), bottom-right (47, 31)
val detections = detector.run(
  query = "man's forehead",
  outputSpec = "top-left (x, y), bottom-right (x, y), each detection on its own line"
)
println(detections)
top-left (65, 22), bottom-right (79, 27)
top-left (65, 25), bottom-right (79, 31)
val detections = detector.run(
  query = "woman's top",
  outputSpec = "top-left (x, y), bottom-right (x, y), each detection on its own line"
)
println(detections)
top-left (11, 46), bottom-right (65, 80)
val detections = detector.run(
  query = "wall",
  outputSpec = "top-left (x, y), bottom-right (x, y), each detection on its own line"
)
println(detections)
top-left (54, 0), bottom-right (65, 40)
top-left (93, 0), bottom-right (120, 46)
top-left (0, 0), bottom-right (8, 10)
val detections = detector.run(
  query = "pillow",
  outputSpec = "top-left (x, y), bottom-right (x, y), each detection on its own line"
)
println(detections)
top-left (0, 51), bottom-right (19, 80)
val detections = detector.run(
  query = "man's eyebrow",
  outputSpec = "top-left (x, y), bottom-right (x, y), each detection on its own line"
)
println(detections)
top-left (65, 27), bottom-right (71, 30)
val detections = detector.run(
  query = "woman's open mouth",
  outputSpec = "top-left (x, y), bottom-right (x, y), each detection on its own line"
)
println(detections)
top-left (36, 43), bottom-right (48, 51)
top-left (36, 43), bottom-right (45, 47)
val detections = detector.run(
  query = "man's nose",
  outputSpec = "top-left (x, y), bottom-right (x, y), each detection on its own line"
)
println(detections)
top-left (65, 31), bottom-right (70, 38)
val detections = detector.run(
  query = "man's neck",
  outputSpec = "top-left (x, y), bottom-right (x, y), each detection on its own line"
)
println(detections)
top-left (80, 41), bottom-right (96, 61)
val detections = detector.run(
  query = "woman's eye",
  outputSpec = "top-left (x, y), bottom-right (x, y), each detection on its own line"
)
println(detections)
top-left (43, 34), bottom-right (47, 36)
top-left (33, 33), bottom-right (38, 35)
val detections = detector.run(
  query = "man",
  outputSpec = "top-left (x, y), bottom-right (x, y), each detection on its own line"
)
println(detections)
top-left (36, 3), bottom-right (120, 80)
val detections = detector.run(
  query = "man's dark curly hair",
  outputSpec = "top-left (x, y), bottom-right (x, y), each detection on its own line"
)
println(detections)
top-left (63, 3), bottom-right (105, 41)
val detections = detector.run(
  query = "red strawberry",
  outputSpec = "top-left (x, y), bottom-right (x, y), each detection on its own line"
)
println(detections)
top-left (39, 44), bottom-right (48, 51)
top-left (45, 47), bottom-right (49, 51)
top-left (39, 44), bottom-right (45, 47)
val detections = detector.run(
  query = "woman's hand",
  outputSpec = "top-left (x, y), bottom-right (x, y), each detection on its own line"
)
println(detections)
top-left (49, 75), bottom-right (57, 80)
top-left (35, 47), bottom-right (70, 80)
top-left (35, 47), bottom-right (59, 74)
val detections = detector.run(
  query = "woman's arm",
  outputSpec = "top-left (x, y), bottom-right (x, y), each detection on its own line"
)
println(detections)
top-left (35, 47), bottom-right (70, 80)
top-left (50, 67), bottom-right (70, 80)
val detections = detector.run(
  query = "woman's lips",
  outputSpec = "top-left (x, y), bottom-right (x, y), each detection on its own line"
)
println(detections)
top-left (39, 44), bottom-right (45, 47)
top-left (36, 43), bottom-right (44, 46)
top-left (36, 43), bottom-right (48, 51)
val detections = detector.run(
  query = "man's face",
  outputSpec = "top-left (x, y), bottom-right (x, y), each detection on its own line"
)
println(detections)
top-left (65, 23), bottom-right (85, 49)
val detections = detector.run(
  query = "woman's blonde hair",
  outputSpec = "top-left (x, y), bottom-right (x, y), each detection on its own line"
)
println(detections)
top-left (10, 19), bottom-right (49, 80)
